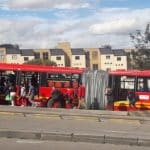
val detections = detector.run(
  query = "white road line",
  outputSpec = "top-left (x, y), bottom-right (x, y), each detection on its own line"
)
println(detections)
top-left (16, 139), bottom-right (44, 144)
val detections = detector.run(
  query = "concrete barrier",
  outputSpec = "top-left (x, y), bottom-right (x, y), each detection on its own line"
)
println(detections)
top-left (0, 130), bottom-right (41, 140)
top-left (104, 135), bottom-right (138, 145)
top-left (41, 132), bottom-right (72, 141)
top-left (0, 130), bottom-right (150, 147)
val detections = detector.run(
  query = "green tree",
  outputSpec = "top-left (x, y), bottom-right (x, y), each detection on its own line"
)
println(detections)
top-left (129, 23), bottom-right (150, 69)
top-left (128, 48), bottom-right (150, 70)
top-left (25, 59), bottom-right (57, 66)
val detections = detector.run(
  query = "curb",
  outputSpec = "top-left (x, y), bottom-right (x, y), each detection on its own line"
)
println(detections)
top-left (0, 130), bottom-right (150, 147)
top-left (0, 109), bottom-right (150, 124)
top-left (0, 106), bottom-right (128, 116)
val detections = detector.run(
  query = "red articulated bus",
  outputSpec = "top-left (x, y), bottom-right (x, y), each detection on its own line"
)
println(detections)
top-left (108, 70), bottom-right (150, 111)
top-left (0, 63), bottom-right (150, 111)
top-left (0, 63), bottom-right (85, 108)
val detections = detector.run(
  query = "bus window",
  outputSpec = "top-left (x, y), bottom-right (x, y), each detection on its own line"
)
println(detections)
top-left (137, 77), bottom-right (150, 92)
top-left (120, 76), bottom-right (135, 90)
top-left (137, 78), bottom-right (144, 91)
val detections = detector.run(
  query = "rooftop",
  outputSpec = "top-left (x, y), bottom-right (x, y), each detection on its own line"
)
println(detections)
top-left (71, 48), bottom-right (85, 55)
top-left (20, 49), bottom-right (34, 56)
top-left (50, 49), bottom-right (65, 56)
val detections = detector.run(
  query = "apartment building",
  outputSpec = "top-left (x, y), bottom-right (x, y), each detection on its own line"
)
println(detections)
top-left (100, 47), bottom-right (114, 71)
top-left (85, 48), bottom-right (101, 70)
top-left (49, 49), bottom-right (65, 67)
top-left (0, 43), bottom-right (127, 70)
top-left (99, 47), bottom-right (127, 71)
top-left (57, 42), bottom-right (72, 66)
top-left (20, 49), bottom-right (34, 64)
top-left (0, 44), bottom-right (21, 64)
top-left (71, 48), bottom-right (86, 68)
top-left (0, 47), bottom-right (6, 63)
top-left (113, 49), bottom-right (127, 70)
top-left (57, 42), bottom-right (86, 68)
top-left (34, 49), bottom-right (50, 60)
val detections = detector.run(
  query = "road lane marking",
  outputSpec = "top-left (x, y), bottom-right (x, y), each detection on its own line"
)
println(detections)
top-left (16, 139), bottom-right (44, 144)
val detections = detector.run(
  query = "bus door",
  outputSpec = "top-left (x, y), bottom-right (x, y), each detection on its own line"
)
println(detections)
top-left (112, 75), bottom-right (136, 102)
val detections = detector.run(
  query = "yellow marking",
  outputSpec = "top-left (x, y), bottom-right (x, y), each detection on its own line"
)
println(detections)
top-left (109, 118), bottom-right (140, 124)
top-left (0, 111), bottom-right (22, 116)
top-left (0, 111), bottom-right (60, 119)
top-left (26, 113), bottom-right (61, 119)
top-left (72, 115), bottom-right (100, 121)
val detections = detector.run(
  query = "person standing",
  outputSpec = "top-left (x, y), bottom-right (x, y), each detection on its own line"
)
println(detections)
top-left (9, 83), bottom-right (16, 106)
top-left (18, 82), bottom-right (27, 106)
top-left (27, 83), bottom-right (37, 107)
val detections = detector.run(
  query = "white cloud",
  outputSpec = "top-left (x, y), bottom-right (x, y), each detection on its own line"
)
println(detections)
top-left (0, 6), bottom-right (150, 49)
top-left (99, 7), bottom-right (129, 13)
top-left (89, 8), bottom-right (150, 35)
top-left (1, 0), bottom-right (93, 10)
top-left (89, 19), bottom-right (136, 35)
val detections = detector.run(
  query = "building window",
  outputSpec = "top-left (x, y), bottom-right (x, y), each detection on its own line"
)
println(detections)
top-left (56, 56), bottom-right (61, 60)
top-left (24, 57), bottom-right (29, 61)
top-left (75, 56), bottom-right (80, 60)
top-left (43, 52), bottom-right (48, 60)
top-left (0, 51), bottom-right (4, 61)
top-left (93, 64), bottom-right (98, 70)
top-left (92, 51), bottom-right (98, 59)
top-left (12, 55), bottom-right (17, 60)
top-left (106, 55), bottom-right (110, 59)
top-left (117, 57), bottom-right (121, 61)
top-left (0, 55), bottom-right (4, 61)
top-left (34, 52), bottom-right (40, 59)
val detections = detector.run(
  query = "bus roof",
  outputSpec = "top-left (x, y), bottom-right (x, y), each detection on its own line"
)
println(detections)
top-left (110, 70), bottom-right (150, 77)
top-left (0, 63), bottom-right (85, 74)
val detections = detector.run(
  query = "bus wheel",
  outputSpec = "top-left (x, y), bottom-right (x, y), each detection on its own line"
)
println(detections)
top-left (47, 98), bottom-right (55, 108)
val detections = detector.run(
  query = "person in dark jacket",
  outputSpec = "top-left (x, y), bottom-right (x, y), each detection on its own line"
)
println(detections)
top-left (47, 87), bottom-right (65, 108)
top-left (127, 90), bottom-right (137, 108)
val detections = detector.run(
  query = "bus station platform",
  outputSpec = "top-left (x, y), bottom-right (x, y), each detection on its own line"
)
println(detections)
top-left (0, 105), bottom-right (150, 147)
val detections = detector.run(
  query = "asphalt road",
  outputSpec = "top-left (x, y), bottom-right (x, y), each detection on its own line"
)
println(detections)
top-left (0, 138), bottom-right (150, 150)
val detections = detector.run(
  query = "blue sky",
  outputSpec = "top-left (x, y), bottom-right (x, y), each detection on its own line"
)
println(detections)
top-left (0, 0), bottom-right (150, 49)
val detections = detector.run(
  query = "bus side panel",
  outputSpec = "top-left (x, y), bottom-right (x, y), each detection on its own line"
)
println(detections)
top-left (135, 92), bottom-right (150, 110)
top-left (39, 87), bottom-right (53, 98)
